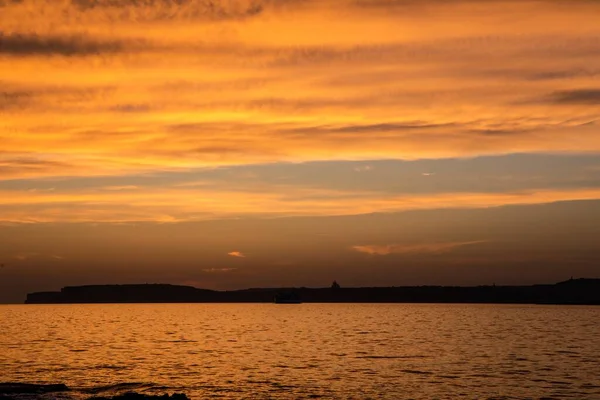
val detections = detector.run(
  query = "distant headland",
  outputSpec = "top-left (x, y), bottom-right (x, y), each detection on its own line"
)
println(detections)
top-left (25, 278), bottom-right (600, 305)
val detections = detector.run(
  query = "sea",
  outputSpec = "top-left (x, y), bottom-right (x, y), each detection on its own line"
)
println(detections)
top-left (1, 303), bottom-right (599, 399)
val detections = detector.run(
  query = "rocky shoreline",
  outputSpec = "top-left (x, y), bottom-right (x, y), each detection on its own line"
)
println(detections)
top-left (0, 384), bottom-right (188, 400)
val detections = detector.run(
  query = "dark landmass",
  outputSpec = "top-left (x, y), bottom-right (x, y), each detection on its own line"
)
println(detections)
top-left (24, 278), bottom-right (600, 305)
top-left (0, 384), bottom-right (188, 400)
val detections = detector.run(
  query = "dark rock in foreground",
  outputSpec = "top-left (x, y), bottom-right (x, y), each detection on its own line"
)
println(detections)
top-left (90, 393), bottom-right (188, 400)
top-left (0, 383), bottom-right (70, 394)
top-left (0, 384), bottom-right (188, 400)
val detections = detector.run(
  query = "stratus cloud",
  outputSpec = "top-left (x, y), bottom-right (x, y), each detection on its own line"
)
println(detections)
top-left (1, 185), bottom-right (600, 223)
top-left (228, 251), bottom-right (246, 258)
top-left (352, 241), bottom-right (486, 256)
top-left (1, 0), bottom-right (600, 222)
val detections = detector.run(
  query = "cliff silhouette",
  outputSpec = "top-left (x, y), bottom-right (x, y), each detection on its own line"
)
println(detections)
top-left (24, 278), bottom-right (600, 305)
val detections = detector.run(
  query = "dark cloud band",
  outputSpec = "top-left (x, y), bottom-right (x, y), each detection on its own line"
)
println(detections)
top-left (0, 33), bottom-right (124, 56)
top-left (550, 89), bottom-right (600, 105)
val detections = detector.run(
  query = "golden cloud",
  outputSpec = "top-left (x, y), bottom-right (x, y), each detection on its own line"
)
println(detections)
top-left (352, 241), bottom-right (487, 256)
top-left (1, 185), bottom-right (600, 223)
top-left (1, 0), bottom-right (600, 221)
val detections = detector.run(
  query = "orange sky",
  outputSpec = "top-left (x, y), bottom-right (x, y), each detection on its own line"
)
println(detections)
top-left (1, 0), bottom-right (600, 302)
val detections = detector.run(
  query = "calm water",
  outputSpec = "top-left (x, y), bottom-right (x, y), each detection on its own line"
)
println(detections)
top-left (1, 304), bottom-right (599, 399)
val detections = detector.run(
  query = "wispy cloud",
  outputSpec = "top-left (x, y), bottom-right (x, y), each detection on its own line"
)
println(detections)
top-left (352, 241), bottom-right (487, 256)
top-left (12, 252), bottom-right (65, 261)
top-left (102, 186), bottom-right (139, 191)
top-left (228, 251), bottom-right (246, 258)
top-left (202, 268), bottom-right (237, 273)
top-left (13, 252), bottom-right (37, 261)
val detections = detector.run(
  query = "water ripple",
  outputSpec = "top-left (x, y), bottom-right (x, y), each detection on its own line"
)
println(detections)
top-left (1, 303), bottom-right (599, 399)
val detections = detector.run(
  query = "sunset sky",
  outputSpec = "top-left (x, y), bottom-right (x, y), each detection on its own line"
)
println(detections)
top-left (1, 0), bottom-right (600, 302)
